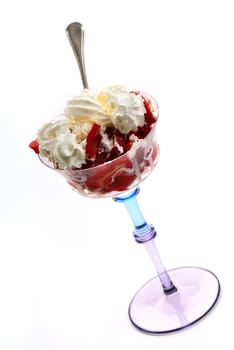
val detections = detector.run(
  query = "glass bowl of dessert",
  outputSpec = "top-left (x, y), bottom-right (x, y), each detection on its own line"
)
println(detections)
top-left (30, 87), bottom-right (159, 198)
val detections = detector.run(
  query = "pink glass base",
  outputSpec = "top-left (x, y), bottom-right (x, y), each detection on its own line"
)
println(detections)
top-left (128, 266), bottom-right (220, 334)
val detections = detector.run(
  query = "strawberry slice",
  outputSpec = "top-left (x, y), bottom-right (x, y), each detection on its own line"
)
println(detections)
top-left (131, 90), bottom-right (156, 126)
top-left (94, 144), bottom-right (109, 166)
top-left (107, 129), bottom-right (126, 161)
top-left (105, 126), bottom-right (115, 139)
top-left (134, 123), bottom-right (152, 139)
top-left (85, 123), bottom-right (102, 160)
top-left (107, 146), bottom-right (121, 161)
top-left (124, 138), bottom-right (134, 152)
top-left (99, 128), bottom-right (126, 162)
top-left (142, 96), bottom-right (156, 126)
top-left (114, 130), bottom-right (126, 149)
top-left (107, 172), bottom-right (137, 193)
top-left (86, 157), bottom-right (134, 193)
top-left (29, 140), bottom-right (39, 154)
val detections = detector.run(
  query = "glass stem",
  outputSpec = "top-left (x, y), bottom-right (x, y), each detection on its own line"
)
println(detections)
top-left (114, 188), bottom-right (177, 295)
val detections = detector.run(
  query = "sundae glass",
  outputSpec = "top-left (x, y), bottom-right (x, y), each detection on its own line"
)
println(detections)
top-left (30, 23), bottom-right (220, 333)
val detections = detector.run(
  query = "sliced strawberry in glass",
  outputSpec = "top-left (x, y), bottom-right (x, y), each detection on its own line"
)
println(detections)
top-left (107, 172), bottom-right (137, 192)
top-left (85, 123), bottom-right (102, 160)
top-left (105, 126), bottom-right (115, 139)
top-left (29, 140), bottom-right (40, 154)
top-left (86, 157), bottom-right (134, 193)
top-left (131, 91), bottom-right (156, 126)
top-left (106, 129), bottom-right (127, 161)
top-left (124, 138), bottom-right (135, 152)
top-left (94, 143), bottom-right (109, 166)
top-left (142, 96), bottom-right (156, 126)
top-left (107, 146), bottom-right (121, 161)
top-left (114, 130), bottom-right (126, 148)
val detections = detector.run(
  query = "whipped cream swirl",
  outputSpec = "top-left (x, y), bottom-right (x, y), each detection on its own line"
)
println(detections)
top-left (53, 132), bottom-right (86, 168)
top-left (98, 85), bottom-right (145, 133)
top-left (37, 120), bottom-right (86, 168)
top-left (65, 85), bottom-right (146, 134)
top-left (65, 88), bottom-right (111, 125)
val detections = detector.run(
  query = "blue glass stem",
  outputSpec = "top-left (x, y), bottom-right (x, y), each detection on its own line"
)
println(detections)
top-left (114, 188), bottom-right (177, 295)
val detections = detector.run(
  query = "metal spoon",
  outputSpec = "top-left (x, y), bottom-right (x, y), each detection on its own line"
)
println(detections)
top-left (66, 22), bottom-right (89, 89)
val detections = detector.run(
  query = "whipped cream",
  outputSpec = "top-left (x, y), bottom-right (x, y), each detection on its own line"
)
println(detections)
top-left (53, 132), bottom-right (86, 168)
top-left (98, 85), bottom-right (145, 134)
top-left (37, 120), bottom-right (86, 168)
top-left (65, 88), bottom-right (111, 125)
top-left (36, 85), bottom-right (153, 169)
top-left (65, 85), bottom-right (146, 134)
top-left (37, 121), bottom-right (68, 156)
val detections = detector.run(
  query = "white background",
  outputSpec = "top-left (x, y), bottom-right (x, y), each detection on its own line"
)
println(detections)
top-left (0, 0), bottom-right (233, 349)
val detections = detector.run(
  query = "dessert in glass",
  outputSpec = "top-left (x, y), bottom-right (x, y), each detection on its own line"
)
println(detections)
top-left (29, 22), bottom-right (220, 333)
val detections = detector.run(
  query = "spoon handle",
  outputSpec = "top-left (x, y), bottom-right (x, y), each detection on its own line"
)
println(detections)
top-left (66, 22), bottom-right (89, 89)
